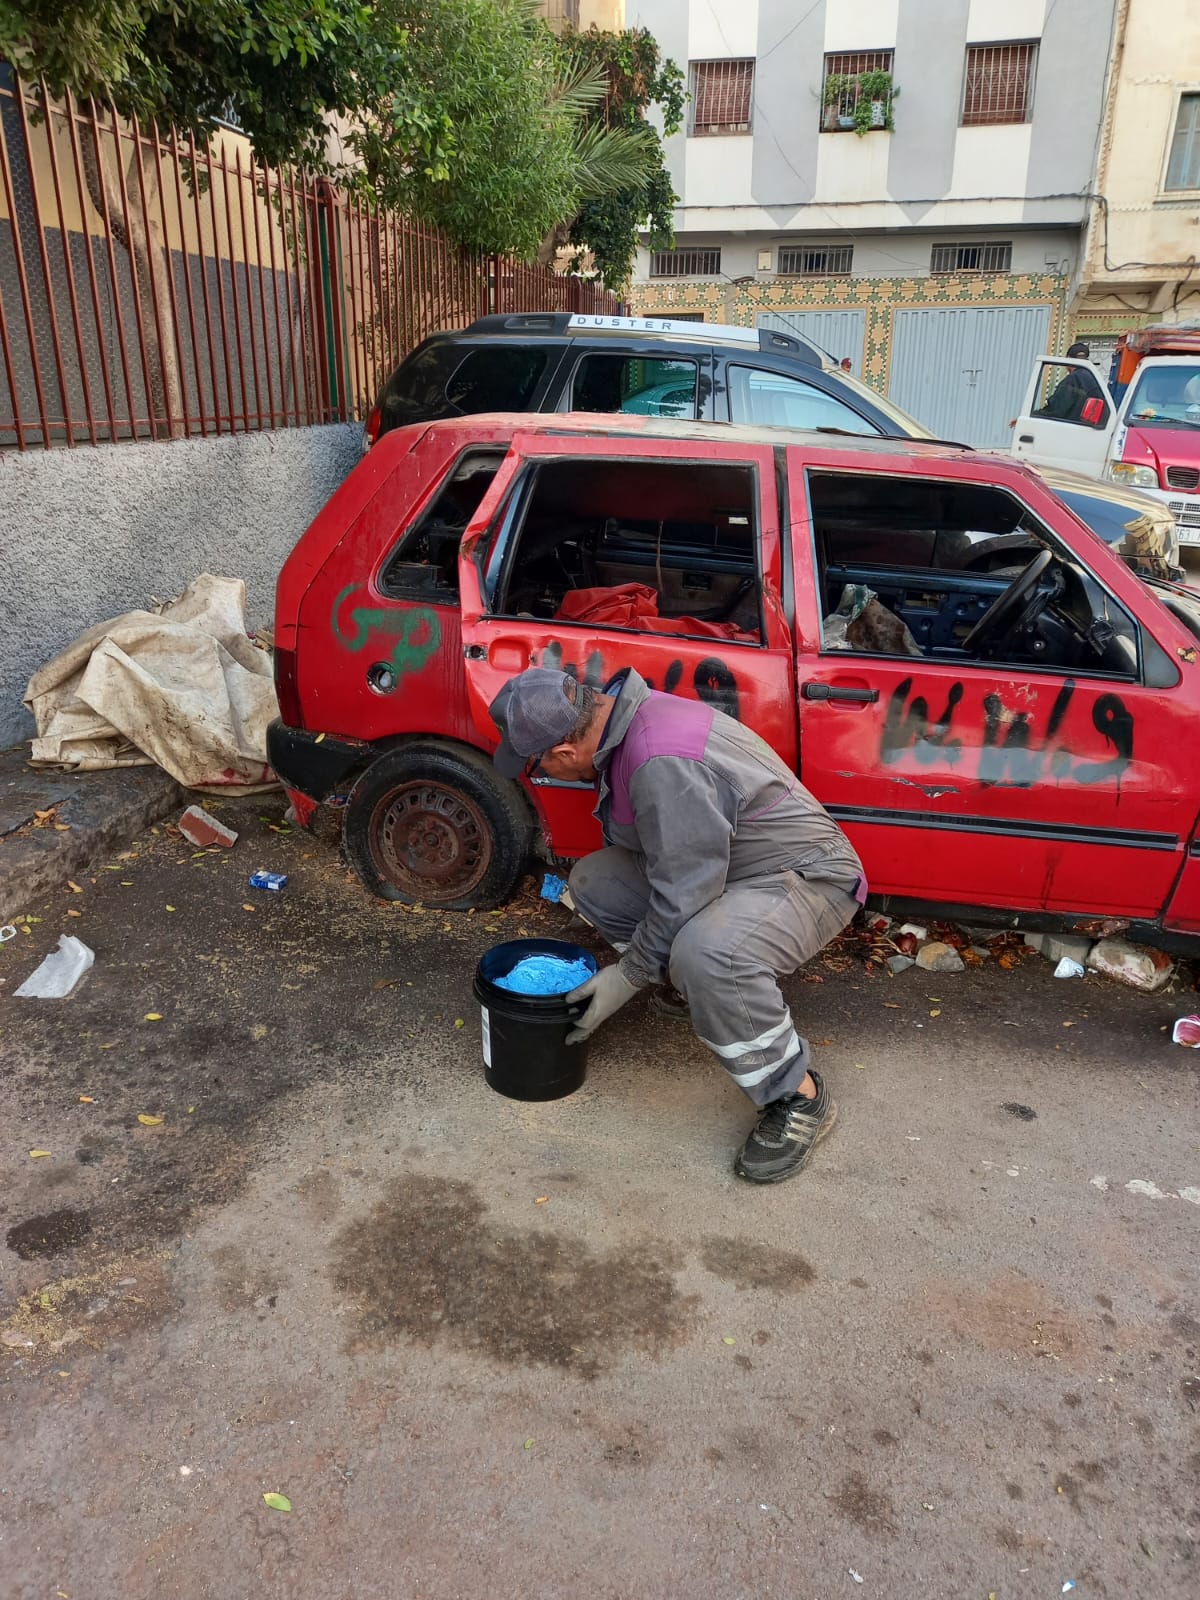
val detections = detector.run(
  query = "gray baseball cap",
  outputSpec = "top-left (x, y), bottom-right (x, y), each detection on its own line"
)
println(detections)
top-left (489, 668), bottom-right (581, 778)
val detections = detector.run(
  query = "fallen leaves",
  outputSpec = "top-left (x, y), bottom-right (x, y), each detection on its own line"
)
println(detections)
top-left (79, 1096), bottom-right (94, 1104)
top-left (534, 1195), bottom-right (549, 1205)
top-left (721, 1336), bottom-right (737, 1346)
top-left (523, 1438), bottom-right (535, 1450)
top-left (136, 1114), bottom-right (163, 1127)
top-left (242, 903), bottom-right (256, 913)
top-left (262, 1493), bottom-right (292, 1513)
top-left (29, 1149), bottom-right (52, 1159)
top-left (66, 881), bottom-right (83, 894)
top-left (144, 1012), bottom-right (162, 1022)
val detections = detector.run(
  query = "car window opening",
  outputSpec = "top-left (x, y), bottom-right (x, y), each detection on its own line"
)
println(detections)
top-left (808, 471), bottom-right (1139, 678)
top-left (494, 457), bottom-right (764, 645)
top-left (380, 447), bottom-right (505, 599)
top-left (569, 354), bottom-right (700, 419)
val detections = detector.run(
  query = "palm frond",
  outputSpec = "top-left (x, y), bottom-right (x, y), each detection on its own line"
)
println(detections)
top-left (571, 121), bottom-right (656, 199)
top-left (549, 62), bottom-right (610, 120)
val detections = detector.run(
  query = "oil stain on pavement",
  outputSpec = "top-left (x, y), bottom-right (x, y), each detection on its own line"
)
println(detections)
top-left (6, 1207), bottom-right (93, 1260)
top-left (699, 1234), bottom-right (815, 1292)
top-left (332, 1173), bottom-right (697, 1379)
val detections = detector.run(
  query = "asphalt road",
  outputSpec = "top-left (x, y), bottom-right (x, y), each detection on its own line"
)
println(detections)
top-left (1, 799), bottom-right (1198, 1600)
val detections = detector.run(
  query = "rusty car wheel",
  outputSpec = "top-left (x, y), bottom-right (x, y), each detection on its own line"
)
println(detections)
top-left (344, 744), bottom-right (534, 909)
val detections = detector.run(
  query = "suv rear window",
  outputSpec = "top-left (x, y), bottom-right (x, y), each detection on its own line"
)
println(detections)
top-left (570, 354), bottom-right (699, 418)
top-left (380, 345), bottom-right (548, 433)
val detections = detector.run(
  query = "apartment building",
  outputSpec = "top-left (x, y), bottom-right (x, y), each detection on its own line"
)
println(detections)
top-left (1074, 0), bottom-right (1200, 370)
top-left (540, 1), bottom-right (624, 29)
top-left (625, 0), bottom-right (1116, 445)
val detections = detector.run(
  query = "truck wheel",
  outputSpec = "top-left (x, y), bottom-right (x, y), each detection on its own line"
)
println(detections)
top-left (343, 744), bottom-right (534, 910)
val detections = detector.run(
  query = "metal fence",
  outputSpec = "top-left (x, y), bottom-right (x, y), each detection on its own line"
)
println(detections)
top-left (0, 68), bottom-right (619, 449)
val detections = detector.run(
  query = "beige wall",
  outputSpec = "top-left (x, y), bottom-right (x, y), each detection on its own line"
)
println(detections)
top-left (539, 1), bottom-right (623, 29)
top-left (1080, 0), bottom-right (1200, 320)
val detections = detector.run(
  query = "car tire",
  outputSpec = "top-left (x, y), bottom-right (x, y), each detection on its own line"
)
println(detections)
top-left (343, 743), bottom-right (535, 910)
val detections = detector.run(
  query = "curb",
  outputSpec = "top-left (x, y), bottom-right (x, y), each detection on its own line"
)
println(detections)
top-left (0, 752), bottom-right (186, 921)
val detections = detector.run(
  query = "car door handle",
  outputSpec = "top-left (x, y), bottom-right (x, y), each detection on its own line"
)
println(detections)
top-left (1018, 434), bottom-right (1034, 443)
top-left (802, 682), bottom-right (879, 704)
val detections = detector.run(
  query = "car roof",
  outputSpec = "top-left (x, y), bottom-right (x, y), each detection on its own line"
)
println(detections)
top-left (424, 312), bottom-right (830, 367)
top-left (412, 411), bottom-right (1050, 479)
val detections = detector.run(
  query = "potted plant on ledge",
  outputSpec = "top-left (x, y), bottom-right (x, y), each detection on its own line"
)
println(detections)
top-left (852, 70), bottom-right (897, 135)
top-left (821, 74), bottom-right (852, 131)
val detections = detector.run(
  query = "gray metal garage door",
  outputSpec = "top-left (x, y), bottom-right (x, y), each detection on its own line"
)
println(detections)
top-left (756, 310), bottom-right (867, 374)
top-left (887, 304), bottom-right (1053, 447)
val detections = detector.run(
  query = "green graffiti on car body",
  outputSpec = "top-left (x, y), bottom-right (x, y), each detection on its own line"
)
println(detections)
top-left (332, 584), bottom-right (442, 686)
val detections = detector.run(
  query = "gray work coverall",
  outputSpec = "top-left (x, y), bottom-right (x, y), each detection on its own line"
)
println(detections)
top-left (568, 669), bottom-right (866, 1105)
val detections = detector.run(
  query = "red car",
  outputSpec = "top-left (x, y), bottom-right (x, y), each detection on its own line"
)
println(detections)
top-left (270, 414), bottom-right (1200, 945)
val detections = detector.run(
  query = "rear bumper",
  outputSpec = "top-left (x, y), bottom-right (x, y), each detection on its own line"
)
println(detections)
top-left (267, 720), bottom-right (372, 803)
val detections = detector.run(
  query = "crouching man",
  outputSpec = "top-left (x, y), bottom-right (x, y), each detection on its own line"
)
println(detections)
top-left (489, 666), bottom-right (866, 1185)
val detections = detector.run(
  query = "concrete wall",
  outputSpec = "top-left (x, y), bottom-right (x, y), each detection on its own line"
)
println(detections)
top-left (630, 0), bottom-right (1114, 235)
top-left (637, 228), bottom-right (1080, 283)
top-left (1079, 0), bottom-right (1200, 319)
top-left (2, 424), bottom-right (360, 747)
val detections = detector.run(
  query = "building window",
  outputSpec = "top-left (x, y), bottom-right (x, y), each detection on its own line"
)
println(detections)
top-left (777, 244), bottom-right (854, 277)
top-left (961, 42), bottom-right (1038, 125)
top-left (689, 60), bottom-right (754, 135)
top-left (649, 249), bottom-right (722, 278)
top-left (930, 241), bottom-right (1013, 274)
top-left (820, 50), bottom-right (894, 130)
top-left (540, 0), bottom-right (579, 28)
top-left (1166, 93), bottom-right (1200, 190)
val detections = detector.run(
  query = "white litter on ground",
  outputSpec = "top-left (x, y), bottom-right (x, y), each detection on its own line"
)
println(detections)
top-left (15, 934), bottom-right (94, 997)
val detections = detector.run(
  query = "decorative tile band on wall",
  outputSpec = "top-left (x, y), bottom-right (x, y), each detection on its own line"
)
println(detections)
top-left (1070, 311), bottom-right (1157, 338)
top-left (629, 273), bottom-right (1069, 393)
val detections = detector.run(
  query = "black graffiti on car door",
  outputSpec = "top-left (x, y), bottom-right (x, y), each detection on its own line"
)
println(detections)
top-left (540, 642), bottom-right (742, 722)
top-left (881, 677), bottom-right (1134, 787)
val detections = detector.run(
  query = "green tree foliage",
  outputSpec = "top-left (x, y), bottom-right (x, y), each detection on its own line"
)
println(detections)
top-left (365, 0), bottom-right (585, 260)
top-left (558, 24), bottom-right (685, 289)
top-left (0, 2), bottom-right (449, 175)
top-left (0, 1), bottom-right (681, 276)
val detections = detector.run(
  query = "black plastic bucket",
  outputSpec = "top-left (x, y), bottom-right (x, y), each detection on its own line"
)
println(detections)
top-left (473, 938), bottom-right (598, 1101)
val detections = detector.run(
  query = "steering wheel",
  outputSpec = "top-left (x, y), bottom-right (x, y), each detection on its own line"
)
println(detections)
top-left (961, 549), bottom-right (1055, 657)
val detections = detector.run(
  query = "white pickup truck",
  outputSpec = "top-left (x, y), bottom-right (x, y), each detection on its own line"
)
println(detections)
top-left (1012, 342), bottom-right (1200, 548)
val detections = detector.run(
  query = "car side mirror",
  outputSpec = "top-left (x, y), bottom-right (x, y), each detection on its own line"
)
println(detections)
top-left (1081, 396), bottom-right (1106, 426)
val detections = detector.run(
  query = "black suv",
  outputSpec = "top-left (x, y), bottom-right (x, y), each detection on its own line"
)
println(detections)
top-left (362, 312), bottom-right (1182, 578)
top-left (364, 311), bottom-right (928, 446)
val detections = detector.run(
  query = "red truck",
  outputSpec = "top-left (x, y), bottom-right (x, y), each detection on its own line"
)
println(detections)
top-left (271, 413), bottom-right (1200, 945)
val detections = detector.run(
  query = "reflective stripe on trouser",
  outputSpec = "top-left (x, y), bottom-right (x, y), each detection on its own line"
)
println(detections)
top-left (568, 847), bottom-right (857, 1107)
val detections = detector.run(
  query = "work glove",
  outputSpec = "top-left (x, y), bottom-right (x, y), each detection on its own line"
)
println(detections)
top-left (565, 962), bottom-right (640, 1045)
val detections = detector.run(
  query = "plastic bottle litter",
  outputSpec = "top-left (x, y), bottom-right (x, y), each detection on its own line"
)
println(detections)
top-left (1054, 956), bottom-right (1085, 978)
top-left (0, 923), bottom-right (16, 943)
top-left (540, 873), bottom-right (568, 903)
top-left (15, 935), bottom-right (94, 998)
top-left (494, 955), bottom-right (594, 995)
top-left (248, 871), bottom-right (288, 892)
top-left (1172, 1014), bottom-right (1200, 1047)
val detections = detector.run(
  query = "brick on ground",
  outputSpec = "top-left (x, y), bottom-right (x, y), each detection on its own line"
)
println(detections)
top-left (178, 805), bottom-right (239, 849)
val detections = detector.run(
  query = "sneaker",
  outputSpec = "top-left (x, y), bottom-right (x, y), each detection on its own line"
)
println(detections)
top-left (651, 985), bottom-right (691, 1022)
top-left (734, 1071), bottom-right (837, 1184)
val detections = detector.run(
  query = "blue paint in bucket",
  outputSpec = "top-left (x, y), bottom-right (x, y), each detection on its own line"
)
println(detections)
top-left (473, 938), bottom-right (598, 1101)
